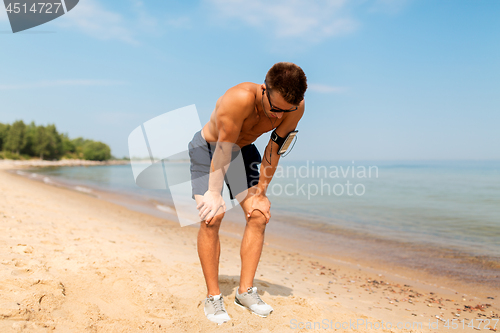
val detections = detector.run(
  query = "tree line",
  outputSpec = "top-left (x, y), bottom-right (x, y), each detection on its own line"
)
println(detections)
top-left (0, 120), bottom-right (112, 161)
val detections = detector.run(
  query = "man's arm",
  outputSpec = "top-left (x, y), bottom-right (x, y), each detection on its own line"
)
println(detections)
top-left (247, 102), bottom-right (305, 221)
top-left (208, 91), bottom-right (250, 193)
top-left (197, 89), bottom-right (254, 223)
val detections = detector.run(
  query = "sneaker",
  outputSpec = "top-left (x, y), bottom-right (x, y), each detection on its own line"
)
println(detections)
top-left (204, 294), bottom-right (230, 325)
top-left (235, 287), bottom-right (273, 317)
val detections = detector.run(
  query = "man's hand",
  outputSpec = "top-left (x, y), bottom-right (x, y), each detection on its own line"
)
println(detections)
top-left (197, 190), bottom-right (226, 224)
top-left (246, 186), bottom-right (271, 223)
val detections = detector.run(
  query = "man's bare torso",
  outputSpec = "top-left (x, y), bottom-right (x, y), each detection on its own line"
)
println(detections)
top-left (202, 82), bottom-right (285, 147)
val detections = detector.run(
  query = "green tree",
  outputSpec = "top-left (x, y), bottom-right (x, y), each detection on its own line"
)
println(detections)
top-left (34, 124), bottom-right (64, 160)
top-left (1, 121), bottom-right (113, 160)
top-left (61, 133), bottom-right (75, 154)
top-left (83, 141), bottom-right (111, 161)
top-left (33, 125), bottom-right (57, 159)
top-left (71, 137), bottom-right (88, 159)
top-left (0, 123), bottom-right (10, 151)
top-left (21, 121), bottom-right (37, 156)
top-left (46, 124), bottom-right (63, 159)
top-left (34, 126), bottom-right (50, 159)
top-left (4, 120), bottom-right (26, 154)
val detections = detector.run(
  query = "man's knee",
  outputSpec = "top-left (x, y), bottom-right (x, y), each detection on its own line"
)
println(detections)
top-left (201, 212), bottom-right (225, 229)
top-left (247, 211), bottom-right (267, 227)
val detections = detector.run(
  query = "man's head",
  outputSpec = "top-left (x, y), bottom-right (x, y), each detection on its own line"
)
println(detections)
top-left (265, 62), bottom-right (307, 106)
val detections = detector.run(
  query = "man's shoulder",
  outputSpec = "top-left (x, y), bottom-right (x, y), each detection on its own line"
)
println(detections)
top-left (216, 83), bottom-right (258, 119)
top-left (223, 82), bottom-right (258, 106)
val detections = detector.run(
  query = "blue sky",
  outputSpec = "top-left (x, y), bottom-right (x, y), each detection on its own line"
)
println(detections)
top-left (1, 0), bottom-right (499, 160)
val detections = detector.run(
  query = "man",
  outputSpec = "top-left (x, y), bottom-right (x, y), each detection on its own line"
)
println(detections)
top-left (188, 62), bottom-right (307, 324)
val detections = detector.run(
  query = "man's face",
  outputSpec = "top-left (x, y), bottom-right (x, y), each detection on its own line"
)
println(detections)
top-left (264, 87), bottom-right (298, 119)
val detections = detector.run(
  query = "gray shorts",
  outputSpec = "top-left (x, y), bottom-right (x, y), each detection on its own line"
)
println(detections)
top-left (188, 130), bottom-right (262, 200)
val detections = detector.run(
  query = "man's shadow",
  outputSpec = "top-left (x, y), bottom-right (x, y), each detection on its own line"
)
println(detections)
top-left (218, 275), bottom-right (293, 297)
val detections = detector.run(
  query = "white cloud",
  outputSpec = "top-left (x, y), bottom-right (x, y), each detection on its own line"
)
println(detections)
top-left (55, 0), bottom-right (138, 44)
top-left (308, 84), bottom-right (346, 94)
top-left (0, 80), bottom-right (127, 90)
top-left (205, 0), bottom-right (359, 42)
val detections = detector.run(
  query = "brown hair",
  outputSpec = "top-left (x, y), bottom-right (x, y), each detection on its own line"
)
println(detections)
top-left (265, 62), bottom-right (307, 105)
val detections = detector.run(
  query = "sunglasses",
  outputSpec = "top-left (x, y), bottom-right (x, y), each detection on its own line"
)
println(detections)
top-left (264, 80), bottom-right (298, 113)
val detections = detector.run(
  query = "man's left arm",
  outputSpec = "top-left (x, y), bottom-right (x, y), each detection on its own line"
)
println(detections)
top-left (247, 104), bottom-right (305, 221)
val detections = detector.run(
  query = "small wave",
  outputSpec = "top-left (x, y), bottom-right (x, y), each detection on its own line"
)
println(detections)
top-left (75, 186), bottom-right (93, 194)
top-left (16, 171), bottom-right (27, 176)
top-left (43, 177), bottom-right (51, 184)
top-left (156, 205), bottom-right (175, 214)
top-left (30, 173), bottom-right (38, 178)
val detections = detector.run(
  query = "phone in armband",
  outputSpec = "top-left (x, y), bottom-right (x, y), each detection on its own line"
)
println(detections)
top-left (271, 129), bottom-right (298, 155)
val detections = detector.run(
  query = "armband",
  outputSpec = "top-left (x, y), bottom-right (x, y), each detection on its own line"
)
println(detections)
top-left (271, 129), bottom-right (298, 155)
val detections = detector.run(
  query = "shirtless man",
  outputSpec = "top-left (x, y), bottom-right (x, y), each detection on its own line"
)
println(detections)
top-left (188, 62), bottom-right (307, 324)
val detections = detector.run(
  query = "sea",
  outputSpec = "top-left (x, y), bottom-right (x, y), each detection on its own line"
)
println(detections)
top-left (19, 160), bottom-right (500, 290)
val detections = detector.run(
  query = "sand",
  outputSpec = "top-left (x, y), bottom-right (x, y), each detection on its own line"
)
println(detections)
top-left (0, 161), bottom-right (498, 332)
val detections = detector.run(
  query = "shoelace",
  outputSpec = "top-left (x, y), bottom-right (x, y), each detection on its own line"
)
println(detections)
top-left (208, 295), bottom-right (225, 315)
top-left (247, 288), bottom-right (265, 305)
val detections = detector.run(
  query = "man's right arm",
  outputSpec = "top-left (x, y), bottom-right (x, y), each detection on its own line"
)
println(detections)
top-left (197, 88), bottom-right (253, 223)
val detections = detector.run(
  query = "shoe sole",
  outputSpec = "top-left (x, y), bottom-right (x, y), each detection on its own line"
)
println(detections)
top-left (234, 298), bottom-right (273, 318)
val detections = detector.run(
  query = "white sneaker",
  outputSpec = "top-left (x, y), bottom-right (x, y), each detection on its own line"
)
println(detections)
top-left (204, 294), bottom-right (230, 325)
top-left (235, 287), bottom-right (273, 317)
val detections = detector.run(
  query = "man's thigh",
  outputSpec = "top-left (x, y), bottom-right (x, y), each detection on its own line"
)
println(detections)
top-left (189, 130), bottom-right (213, 199)
top-left (225, 144), bottom-right (261, 202)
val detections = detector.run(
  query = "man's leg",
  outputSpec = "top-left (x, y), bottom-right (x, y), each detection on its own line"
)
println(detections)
top-left (196, 194), bottom-right (224, 297)
top-left (238, 196), bottom-right (267, 293)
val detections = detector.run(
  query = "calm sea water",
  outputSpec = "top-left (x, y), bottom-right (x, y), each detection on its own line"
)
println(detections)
top-left (268, 160), bottom-right (500, 258)
top-left (25, 160), bottom-right (500, 285)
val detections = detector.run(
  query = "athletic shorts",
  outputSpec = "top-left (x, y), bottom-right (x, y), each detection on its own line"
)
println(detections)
top-left (188, 130), bottom-right (261, 200)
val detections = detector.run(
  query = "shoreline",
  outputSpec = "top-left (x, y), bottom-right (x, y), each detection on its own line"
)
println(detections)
top-left (0, 158), bottom-right (129, 168)
top-left (8, 160), bottom-right (499, 296)
top-left (264, 213), bottom-right (500, 293)
top-left (1, 162), bottom-right (499, 331)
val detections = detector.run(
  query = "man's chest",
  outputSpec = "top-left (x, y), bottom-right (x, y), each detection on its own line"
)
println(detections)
top-left (242, 113), bottom-right (282, 137)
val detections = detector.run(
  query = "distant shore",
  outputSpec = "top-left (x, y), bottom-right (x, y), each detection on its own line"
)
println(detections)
top-left (0, 158), bottom-right (129, 168)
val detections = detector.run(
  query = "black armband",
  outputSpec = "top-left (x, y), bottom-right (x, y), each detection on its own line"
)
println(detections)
top-left (271, 129), bottom-right (298, 155)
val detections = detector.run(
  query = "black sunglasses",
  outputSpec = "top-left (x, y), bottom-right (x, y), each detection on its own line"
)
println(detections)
top-left (263, 80), bottom-right (298, 113)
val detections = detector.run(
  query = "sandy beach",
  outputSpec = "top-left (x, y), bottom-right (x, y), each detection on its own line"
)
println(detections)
top-left (0, 161), bottom-right (498, 332)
